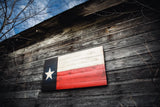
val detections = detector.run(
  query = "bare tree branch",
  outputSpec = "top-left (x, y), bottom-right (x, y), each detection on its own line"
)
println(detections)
top-left (135, 0), bottom-right (160, 13)
top-left (0, 0), bottom-right (7, 33)
top-left (7, 0), bottom-right (16, 20)
top-left (0, 1), bottom-right (47, 39)
top-left (0, 0), bottom-right (49, 40)
top-left (13, 0), bottom-right (33, 22)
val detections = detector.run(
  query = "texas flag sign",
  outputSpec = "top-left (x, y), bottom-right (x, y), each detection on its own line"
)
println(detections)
top-left (42, 46), bottom-right (107, 91)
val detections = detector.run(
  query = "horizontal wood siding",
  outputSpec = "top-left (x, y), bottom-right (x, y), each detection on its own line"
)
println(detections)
top-left (0, 5), bottom-right (160, 107)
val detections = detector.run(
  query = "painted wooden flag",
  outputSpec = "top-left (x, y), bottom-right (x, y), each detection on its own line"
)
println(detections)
top-left (42, 46), bottom-right (107, 91)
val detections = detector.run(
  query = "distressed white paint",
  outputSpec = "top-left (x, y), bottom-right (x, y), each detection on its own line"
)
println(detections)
top-left (57, 46), bottom-right (105, 72)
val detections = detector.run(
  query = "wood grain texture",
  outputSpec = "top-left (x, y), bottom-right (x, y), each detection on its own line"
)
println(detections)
top-left (37, 93), bottom-right (160, 107)
top-left (0, 99), bottom-right (36, 107)
top-left (1, 39), bottom-right (160, 81)
top-left (1, 50), bottom-right (160, 84)
top-left (79, 0), bottom-right (127, 16)
top-left (0, 12), bottom-right (158, 61)
top-left (0, 63), bottom-right (159, 92)
top-left (0, 1), bottom-right (160, 106)
top-left (0, 90), bottom-right (40, 99)
top-left (3, 20), bottom-right (160, 69)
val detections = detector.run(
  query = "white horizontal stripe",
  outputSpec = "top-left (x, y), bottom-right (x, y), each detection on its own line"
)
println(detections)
top-left (57, 46), bottom-right (104, 72)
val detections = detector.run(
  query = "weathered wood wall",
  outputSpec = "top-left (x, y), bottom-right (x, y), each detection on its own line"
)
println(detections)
top-left (0, 1), bottom-right (160, 107)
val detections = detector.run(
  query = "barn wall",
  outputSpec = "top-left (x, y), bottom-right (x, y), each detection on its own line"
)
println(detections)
top-left (0, 4), bottom-right (160, 107)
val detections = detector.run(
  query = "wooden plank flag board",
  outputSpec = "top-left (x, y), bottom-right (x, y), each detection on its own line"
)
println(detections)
top-left (42, 46), bottom-right (107, 91)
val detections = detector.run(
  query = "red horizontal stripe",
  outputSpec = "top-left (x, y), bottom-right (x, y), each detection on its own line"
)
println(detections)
top-left (57, 69), bottom-right (106, 83)
top-left (57, 80), bottom-right (107, 90)
top-left (56, 64), bottom-right (107, 90)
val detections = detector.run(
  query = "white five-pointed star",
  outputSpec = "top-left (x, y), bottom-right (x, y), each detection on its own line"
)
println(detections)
top-left (45, 68), bottom-right (54, 80)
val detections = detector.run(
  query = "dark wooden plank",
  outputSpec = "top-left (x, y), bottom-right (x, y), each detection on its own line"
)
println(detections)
top-left (0, 81), bottom-right (41, 92)
top-left (3, 22), bottom-right (160, 71)
top-left (0, 0), bottom-right (158, 54)
top-left (0, 63), bottom-right (159, 92)
top-left (103, 30), bottom-right (160, 52)
top-left (1, 14), bottom-right (158, 68)
top-left (2, 13), bottom-right (160, 63)
top-left (37, 93), bottom-right (160, 107)
top-left (106, 51), bottom-right (160, 71)
top-left (16, 13), bottom-right (160, 54)
top-left (107, 64), bottom-right (160, 82)
top-left (11, 18), bottom-right (160, 57)
top-left (1, 1), bottom-right (160, 107)
top-left (2, 13), bottom-right (159, 83)
top-left (105, 40), bottom-right (160, 61)
top-left (2, 38), bottom-right (160, 80)
top-left (38, 78), bottom-right (160, 97)
top-left (0, 73), bottom-right (42, 84)
top-left (1, 49), bottom-right (160, 84)
top-left (0, 90), bottom-right (40, 99)
top-left (0, 98), bottom-right (36, 107)
top-left (19, 20), bottom-right (160, 61)
top-left (2, 80), bottom-right (157, 106)
top-left (79, 0), bottom-right (127, 16)
top-left (0, 63), bottom-right (160, 92)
